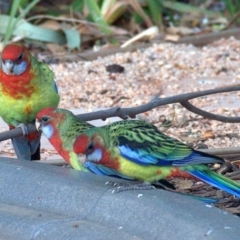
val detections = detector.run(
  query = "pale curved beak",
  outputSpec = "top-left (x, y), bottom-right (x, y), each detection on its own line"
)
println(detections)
top-left (78, 154), bottom-right (87, 164)
top-left (3, 60), bottom-right (14, 74)
top-left (35, 121), bottom-right (41, 131)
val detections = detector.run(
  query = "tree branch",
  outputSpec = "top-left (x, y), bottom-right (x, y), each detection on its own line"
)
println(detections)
top-left (0, 84), bottom-right (240, 141)
top-left (180, 101), bottom-right (240, 123)
top-left (0, 124), bottom-right (37, 142)
top-left (77, 84), bottom-right (240, 121)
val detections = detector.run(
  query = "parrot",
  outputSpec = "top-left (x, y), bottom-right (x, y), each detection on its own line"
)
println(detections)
top-left (0, 43), bottom-right (60, 160)
top-left (36, 107), bottom-right (94, 170)
top-left (72, 119), bottom-right (240, 198)
top-left (37, 107), bottom-right (149, 180)
top-left (36, 107), bottom-right (223, 203)
top-left (37, 107), bottom-right (145, 177)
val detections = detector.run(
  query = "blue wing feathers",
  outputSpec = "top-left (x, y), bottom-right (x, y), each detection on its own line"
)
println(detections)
top-left (172, 151), bottom-right (222, 166)
top-left (84, 161), bottom-right (135, 180)
top-left (118, 145), bottom-right (159, 165)
top-left (54, 81), bottom-right (58, 93)
top-left (118, 145), bottom-right (222, 167)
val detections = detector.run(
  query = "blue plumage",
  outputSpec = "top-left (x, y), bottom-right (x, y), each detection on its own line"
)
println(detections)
top-left (118, 145), bottom-right (223, 167)
top-left (189, 170), bottom-right (240, 198)
top-left (54, 81), bottom-right (58, 93)
top-left (84, 161), bottom-right (135, 180)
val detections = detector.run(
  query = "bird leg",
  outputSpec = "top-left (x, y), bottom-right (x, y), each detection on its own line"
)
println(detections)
top-left (152, 179), bottom-right (176, 190)
top-left (12, 122), bottom-right (41, 160)
top-left (107, 181), bottom-right (155, 193)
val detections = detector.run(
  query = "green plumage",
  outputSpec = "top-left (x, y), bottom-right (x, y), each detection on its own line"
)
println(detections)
top-left (73, 119), bottom-right (240, 198)
top-left (101, 120), bottom-right (193, 161)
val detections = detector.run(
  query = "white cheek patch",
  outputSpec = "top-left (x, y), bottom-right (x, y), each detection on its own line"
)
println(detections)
top-left (2, 61), bottom-right (27, 75)
top-left (88, 149), bottom-right (102, 162)
top-left (41, 125), bottom-right (54, 139)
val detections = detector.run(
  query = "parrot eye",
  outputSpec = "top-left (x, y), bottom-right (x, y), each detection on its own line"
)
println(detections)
top-left (42, 117), bottom-right (49, 122)
top-left (17, 53), bottom-right (23, 61)
top-left (87, 142), bottom-right (94, 151)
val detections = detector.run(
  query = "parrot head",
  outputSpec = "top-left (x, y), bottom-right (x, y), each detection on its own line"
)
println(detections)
top-left (36, 107), bottom-right (66, 139)
top-left (73, 131), bottom-right (105, 164)
top-left (1, 43), bottom-right (30, 75)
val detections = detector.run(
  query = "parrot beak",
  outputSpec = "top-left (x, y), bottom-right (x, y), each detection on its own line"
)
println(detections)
top-left (35, 121), bottom-right (41, 131)
top-left (3, 60), bottom-right (14, 74)
top-left (78, 154), bottom-right (87, 164)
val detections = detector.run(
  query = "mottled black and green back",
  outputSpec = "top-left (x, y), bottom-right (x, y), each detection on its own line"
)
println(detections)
top-left (101, 120), bottom-right (223, 167)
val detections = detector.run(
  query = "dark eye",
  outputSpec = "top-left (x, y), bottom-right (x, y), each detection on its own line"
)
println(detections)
top-left (87, 142), bottom-right (94, 151)
top-left (18, 53), bottom-right (23, 60)
top-left (42, 116), bottom-right (49, 122)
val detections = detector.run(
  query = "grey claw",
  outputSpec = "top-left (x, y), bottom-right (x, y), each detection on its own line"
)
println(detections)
top-left (105, 181), bottom-right (123, 187)
top-left (17, 123), bottom-right (28, 136)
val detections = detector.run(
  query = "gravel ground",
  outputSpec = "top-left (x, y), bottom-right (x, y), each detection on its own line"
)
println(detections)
top-left (1, 37), bottom-right (240, 214)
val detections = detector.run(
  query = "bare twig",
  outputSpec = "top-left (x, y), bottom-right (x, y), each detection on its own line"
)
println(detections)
top-left (0, 84), bottom-right (240, 142)
top-left (225, 12), bottom-right (240, 29)
top-left (0, 124), bottom-right (37, 142)
top-left (77, 84), bottom-right (240, 121)
top-left (198, 147), bottom-right (240, 158)
top-left (180, 101), bottom-right (240, 123)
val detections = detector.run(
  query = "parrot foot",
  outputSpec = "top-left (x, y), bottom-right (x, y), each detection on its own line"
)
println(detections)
top-left (110, 182), bottom-right (155, 193)
top-left (105, 181), bottom-right (139, 187)
top-left (17, 123), bottom-right (28, 136)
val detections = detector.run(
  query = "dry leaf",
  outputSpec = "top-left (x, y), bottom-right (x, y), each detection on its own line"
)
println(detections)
top-left (46, 43), bottom-right (65, 53)
top-left (203, 130), bottom-right (215, 139)
top-left (175, 179), bottom-right (194, 190)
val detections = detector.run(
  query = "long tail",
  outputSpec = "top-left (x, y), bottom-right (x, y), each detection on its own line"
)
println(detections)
top-left (177, 192), bottom-right (218, 203)
top-left (188, 170), bottom-right (240, 198)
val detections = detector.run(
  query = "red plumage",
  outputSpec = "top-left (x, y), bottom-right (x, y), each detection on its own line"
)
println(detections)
top-left (74, 135), bottom-right (120, 170)
top-left (36, 108), bottom-right (71, 163)
top-left (0, 43), bottom-right (33, 98)
top-left (1, 44), bottom-right (28, 60)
